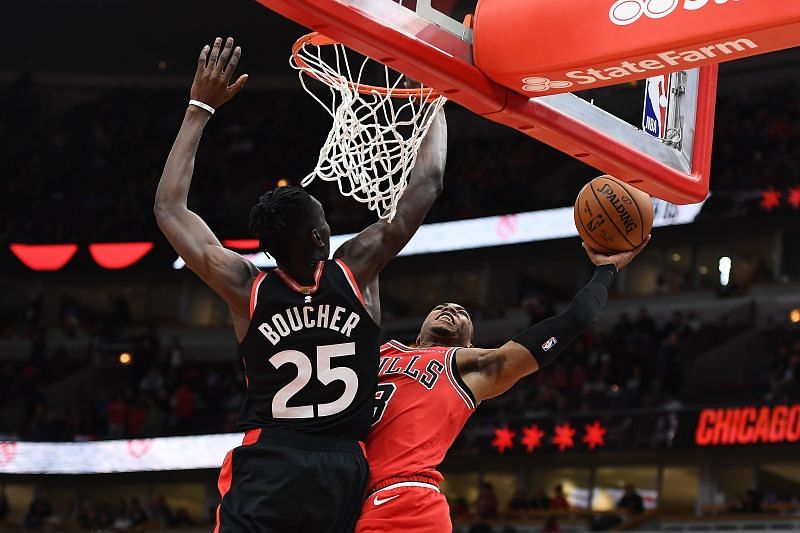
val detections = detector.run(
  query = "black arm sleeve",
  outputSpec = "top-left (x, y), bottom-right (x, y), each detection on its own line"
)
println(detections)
top-left (512, 264), bottom-right (616, 368)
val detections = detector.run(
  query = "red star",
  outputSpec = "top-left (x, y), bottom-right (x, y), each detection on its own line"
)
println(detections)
top-left (760, 189), bottom-right (782, 211)
top-left (552, 423), bottom-right (576, 452)
top-left (521, 425), bottom-right (545, 453)
top-left (582, 421), bottom-right (607, 450)
top-left (491, 426), bottom-right (516, 454)
top-left (788, 187), bottom-right (800, 209)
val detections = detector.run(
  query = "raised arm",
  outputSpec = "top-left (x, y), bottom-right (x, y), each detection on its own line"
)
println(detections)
top-left (154, 38), bottom-right (255, 325)
top-left (458, 238), bottom-right (649, 402)
top-left (334, 107), bottom-right (447, 289)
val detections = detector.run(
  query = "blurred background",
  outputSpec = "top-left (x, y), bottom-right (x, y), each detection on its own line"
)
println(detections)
top-left (1, 0), bottom-right (800, 531)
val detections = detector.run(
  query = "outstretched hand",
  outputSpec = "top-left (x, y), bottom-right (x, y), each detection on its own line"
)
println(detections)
top-left (582, 235), bottom-right (651, 271)
top-left (190, 37), bottom-right (248, 110)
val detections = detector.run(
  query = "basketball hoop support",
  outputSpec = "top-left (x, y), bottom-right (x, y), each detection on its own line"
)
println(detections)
top-left (255, 0), bottom-right (727, 204)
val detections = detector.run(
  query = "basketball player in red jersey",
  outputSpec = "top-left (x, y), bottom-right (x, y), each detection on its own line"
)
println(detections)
top-left (155, 38), bottom-right (446, 532)
top-left (357, 238), bottom-right (649, 533)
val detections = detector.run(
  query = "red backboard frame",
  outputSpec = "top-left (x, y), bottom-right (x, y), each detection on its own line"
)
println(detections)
top-left (255, 0), bottom-right (718, 204)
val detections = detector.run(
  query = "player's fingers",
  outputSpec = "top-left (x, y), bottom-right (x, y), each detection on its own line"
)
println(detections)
top-left (209, 37), bottom-right (223, 66)
top-left (217, 37), bottom-right (234, 72)
top-left (633, 234), bottom-right (652, 253)
top-left (197, 45), bottom-right (210, 71)
top-left (224, 46), bottom-right (242, 78)
top-left (581, 242), bottom-right (607, 267)
top-left (229, 74), bottom-right (248, 96)
top-left (582, 241), bottom-right (601, 257)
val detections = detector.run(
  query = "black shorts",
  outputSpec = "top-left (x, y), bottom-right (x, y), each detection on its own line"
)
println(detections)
top-left (215, 427), bottom-right (369, 533)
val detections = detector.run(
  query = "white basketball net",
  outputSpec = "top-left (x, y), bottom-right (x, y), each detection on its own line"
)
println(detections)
top-left (291, 37), bottom-right (447, 221)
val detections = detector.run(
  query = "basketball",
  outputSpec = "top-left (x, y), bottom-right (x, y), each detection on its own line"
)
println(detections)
top-left (574, 175), bottom-right (654, 254)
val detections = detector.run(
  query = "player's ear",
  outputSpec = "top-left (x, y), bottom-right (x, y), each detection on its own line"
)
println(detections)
top-left (311, 228), bottom-right (324, 247)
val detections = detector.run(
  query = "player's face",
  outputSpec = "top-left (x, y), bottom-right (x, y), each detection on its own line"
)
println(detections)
top-left (421, 303), bottom-right (473, 346)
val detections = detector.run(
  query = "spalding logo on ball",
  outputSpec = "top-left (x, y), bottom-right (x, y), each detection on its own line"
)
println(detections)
top-left (574, 175), bottom-right (654, 253)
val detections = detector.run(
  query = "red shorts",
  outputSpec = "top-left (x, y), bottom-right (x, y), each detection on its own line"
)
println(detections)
top-left (356, 481), bottom-right (452, 533)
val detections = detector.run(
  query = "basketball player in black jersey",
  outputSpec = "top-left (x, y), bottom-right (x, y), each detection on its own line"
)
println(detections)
top-left (154, 38), bottom-right (447, 533)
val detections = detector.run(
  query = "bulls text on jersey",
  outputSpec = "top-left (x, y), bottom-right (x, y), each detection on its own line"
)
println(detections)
top-left (378, 354), bottom-right (445, 389)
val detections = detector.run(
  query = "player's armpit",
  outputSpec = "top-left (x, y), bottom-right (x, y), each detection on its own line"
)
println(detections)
top-left (155, 206), bottom-right (256, 318)
top-left (333, 109), bottom-right (447, 291)
top-left (457, 344), bottom-right (539, 402)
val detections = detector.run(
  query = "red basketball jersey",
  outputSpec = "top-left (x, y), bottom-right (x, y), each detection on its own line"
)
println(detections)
top-left (366, 340), bottom-right (477, 488)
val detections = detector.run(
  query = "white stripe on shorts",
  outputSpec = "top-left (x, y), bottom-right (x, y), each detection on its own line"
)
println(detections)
top-left (371, 481), bottom-right (440, 496)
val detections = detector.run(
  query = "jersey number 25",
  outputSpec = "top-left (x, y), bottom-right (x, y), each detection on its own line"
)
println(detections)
top-left (269, 342), bottom-right (358, 418)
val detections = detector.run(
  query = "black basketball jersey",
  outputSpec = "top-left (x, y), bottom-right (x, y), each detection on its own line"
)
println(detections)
top-left (238, 259), bottom-right (380, 442)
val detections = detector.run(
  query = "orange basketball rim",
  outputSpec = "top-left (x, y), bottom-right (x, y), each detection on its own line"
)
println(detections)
top-left (291, 32), bottom-right (440, 101)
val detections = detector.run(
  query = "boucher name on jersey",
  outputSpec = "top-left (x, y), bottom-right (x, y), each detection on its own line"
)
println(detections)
top-left (257, 304), bottom-right (361, 346)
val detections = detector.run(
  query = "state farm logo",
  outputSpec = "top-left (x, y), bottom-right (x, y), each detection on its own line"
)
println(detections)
top-left (0, 442), bottom-right (17, 465)
top-left (519, 37), bottom-right (758, 93)
top-left (609, 0), bottom-right (739, 26)
top-left (127, 439), bottom-right (153, 458)
top-left (521, 77), bottom-right (572, 93)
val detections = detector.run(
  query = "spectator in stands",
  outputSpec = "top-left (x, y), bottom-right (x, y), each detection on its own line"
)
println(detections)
top-left (469, 522), bottom-right (492, 533)
top-left (661, 311), bottom-right (685, 340)
top-left (0, 486), bottom-right (9, 526)
top-left (541, 515), bottom-right (560, 532)
top-left (23, 488), bottom-right (53, 530)
top-left (171, 382), bottom-right (195, 434)
top-left (474, 482), bottom-right (498, 520)
top-left (139, 366), bottom-right (165, 395)
top-left (174, 507), bottom-right (195, 526)
top-left (549, 485), bottom-right (569, 511)
top-left (634, 308), bottom-right (657, 340)
top-left (125, 394), bottom-right (147, 436)
top-left (167, 336), bottom-right (184, 370)
top-left (610, 312), bottom-right (632, 344)
top-left (657, 332), bottom-right (682, 395)
top-left (728, 494), bottom-right (747, 514)
top-left (617, 483), bottom-right (645, 514)
top-left (95, 506), bottom-right (112, 529)
top-left (112, 499), bottom-right (134, 530)
top-left (139, 396), bottom-right (168, 437)
top-left (128, 497), bottom-right (148, 527)
top-left (450, 496), bottom-right (471, 523)
top-left (106, 392), bottom-right (127, 438)
top-left (76, 499), bottom-right (96, 530)
top-left (508, 488), bottom-right (529, 516)
top-left (149, 494), bottom-right (174, 527)
top-left (529, 487), bottom-right (550, 510)
top-left (744, 489), bottom-right (762, 513)
top-left (774, 353), bottom-right (800, 398)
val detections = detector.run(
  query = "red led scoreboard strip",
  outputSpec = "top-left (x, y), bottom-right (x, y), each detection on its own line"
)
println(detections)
top-left (695, 404), bottom-right (800, 446)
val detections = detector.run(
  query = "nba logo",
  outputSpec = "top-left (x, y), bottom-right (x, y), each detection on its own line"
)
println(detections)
top-left (642, 74), bottom-right (671, 139)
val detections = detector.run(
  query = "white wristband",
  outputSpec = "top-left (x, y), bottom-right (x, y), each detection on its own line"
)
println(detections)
top-left (189, 99), bottom-right (215, 115)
